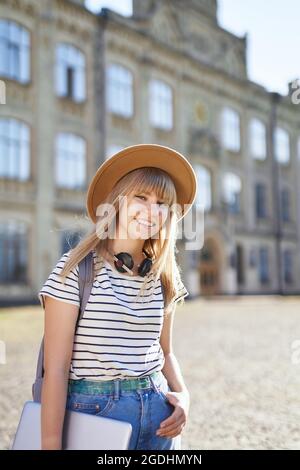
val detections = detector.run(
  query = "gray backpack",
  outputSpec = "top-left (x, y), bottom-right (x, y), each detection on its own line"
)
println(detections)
top-left (32, 251), bottom-right (95, 402)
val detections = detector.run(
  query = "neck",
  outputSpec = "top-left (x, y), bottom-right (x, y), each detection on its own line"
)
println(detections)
top-left (108, 226), bottom-right (146, 261)
top-left (105, 222), bottom-right (149, 272)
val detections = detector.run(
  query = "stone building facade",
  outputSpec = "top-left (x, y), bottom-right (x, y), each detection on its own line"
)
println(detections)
top-left (0, 0), bottom-right (299, 305)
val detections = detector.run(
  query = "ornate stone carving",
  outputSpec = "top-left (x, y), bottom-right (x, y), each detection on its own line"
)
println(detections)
top-left (0, 0), bottom-right (36, 17)
top-left (55, 17), bottom-right (91, 42)
top-left (4, 80), bottom-right (33, 107)
top-left (189, 128), bottom-right (221, 159)
top-left (150, 8), bottom-right (181, 47)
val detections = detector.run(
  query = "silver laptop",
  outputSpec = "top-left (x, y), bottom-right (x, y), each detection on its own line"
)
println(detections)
top-left (11, 401), bottom-right (132, 450)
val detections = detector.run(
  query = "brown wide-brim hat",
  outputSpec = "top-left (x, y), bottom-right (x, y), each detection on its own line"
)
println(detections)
top-left (86, 144), bottom-right (197, 223)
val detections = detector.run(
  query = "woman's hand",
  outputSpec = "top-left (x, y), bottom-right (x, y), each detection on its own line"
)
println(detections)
top-left (156, 390), bottom-right (190, 438)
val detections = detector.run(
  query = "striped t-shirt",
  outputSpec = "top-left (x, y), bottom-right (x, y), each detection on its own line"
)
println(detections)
top-left (38, 249), bottom-right (189, 382)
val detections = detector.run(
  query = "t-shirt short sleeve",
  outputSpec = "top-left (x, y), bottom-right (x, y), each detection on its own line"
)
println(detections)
top-left (173, 277), bottom-right (189, 304)
top-left (38, 251), bottom-right (80, 310)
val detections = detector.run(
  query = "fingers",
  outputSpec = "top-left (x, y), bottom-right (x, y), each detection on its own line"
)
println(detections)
top-left (159, 413), bottom-right (178, 429)
top-left (157, 422), bottom-right (185, 438)
top-left (157, 410), bottom-right (186, 438)
top-left (160, 407), bottom-right (185, 426)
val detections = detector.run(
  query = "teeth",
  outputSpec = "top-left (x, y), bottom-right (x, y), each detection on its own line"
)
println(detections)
top-left (136, 219), bottom-right (154, 227)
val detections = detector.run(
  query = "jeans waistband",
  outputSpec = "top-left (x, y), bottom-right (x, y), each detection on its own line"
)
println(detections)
top-left (68, 371), bottom-right (162, 395)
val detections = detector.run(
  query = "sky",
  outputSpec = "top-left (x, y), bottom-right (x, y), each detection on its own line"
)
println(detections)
top-left (85, 0), bottom-right (300, 95)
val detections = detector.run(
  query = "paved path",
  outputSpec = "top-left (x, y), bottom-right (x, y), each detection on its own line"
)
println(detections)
top-left (1, 297), bottom-right (299, 449)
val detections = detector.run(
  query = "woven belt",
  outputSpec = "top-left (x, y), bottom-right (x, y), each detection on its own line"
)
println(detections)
top-left (68, 371), bottom-right (161, 394)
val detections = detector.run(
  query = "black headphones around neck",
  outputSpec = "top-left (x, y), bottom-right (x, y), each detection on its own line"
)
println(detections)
top-left (109, 249), bottom-right (153, 277)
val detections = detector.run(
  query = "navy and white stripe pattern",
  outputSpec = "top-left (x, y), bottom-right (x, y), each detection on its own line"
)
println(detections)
top-left (38, 250), bottom-right (189, 382)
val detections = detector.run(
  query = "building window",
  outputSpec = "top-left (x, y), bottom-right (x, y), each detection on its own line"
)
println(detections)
top-left (0, 221), bottom-right (28, 284)
top-left (0, 20), bottom-right (30, 83)
top-left (55, 133), bottom-right (86, 190)
top-left (249, 248), bottom-right (257, 267)
top-left (281, 188), bottom-right (290, 222)
top-left (106, 63), bottom-right (133, 117)
top-left (258, 247), bottom-right (269, 284)
top-left (55, 43), bottom-right (86, 102)
top-left (249, 118), bottom-right (266, 160)
top-left (283, 250), bottom-right (293, 284)
top-left (195, 164), bottom-right (212, 212)
top-left (255, 182), bottom-right (267, 218)
top-left (223, 172), bottom-right (241, 213)
top-left (149, 79), bottom-right (173, 131)
top-left (61, 230), bottom-right (83, 254)
top-left (0, 118), bottom-right (30, 180)
top-left (221, 106), bottom-right (240, 152)
top-left (275, 127), bottom-right (290, 164)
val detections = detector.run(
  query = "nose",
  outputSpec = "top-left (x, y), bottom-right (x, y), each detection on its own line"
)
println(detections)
top-left (147, 201), bottom-right (161, 218)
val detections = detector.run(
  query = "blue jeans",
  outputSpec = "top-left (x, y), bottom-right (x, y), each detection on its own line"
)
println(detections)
top-left (66, 371), bottom-right (182, 450)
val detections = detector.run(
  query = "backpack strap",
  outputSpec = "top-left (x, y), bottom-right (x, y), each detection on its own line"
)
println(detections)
top-left (160, 275), bottom-right (166, 307)
top-left (32, 251), bottom-right (95, 402)
top-left (78, 251), bottom-right (94, 325)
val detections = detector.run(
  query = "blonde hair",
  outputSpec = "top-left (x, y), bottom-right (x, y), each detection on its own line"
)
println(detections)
top-left (60, 167), bottom-right (187, 316)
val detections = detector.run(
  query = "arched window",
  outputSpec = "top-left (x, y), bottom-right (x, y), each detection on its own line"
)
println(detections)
top-left (0, 19), bottom-right (30, 83)
top-left (223, 172), bottom-right (241, 213)
top-left (249, 118), bottom-right (267, 160)
top-left (221, 106), bottom-right (240, 152)
top-left (0, 118), bottom-right (30, 180)
top-left (275, 127), bottom-right (290, 164)
top-left (149, 79), bottom-right (173, 130)
top-left (194, 164), bottom-right (212, 211)
top-left (55, 133), bottom-right (86, 189)
top-left (106, 63), bottom-right (133, 117)
top-left (55, 43), bottom-right (86, 102)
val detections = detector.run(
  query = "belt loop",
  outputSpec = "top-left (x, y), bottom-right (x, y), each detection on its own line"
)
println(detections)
top-left (148, 374), bottom-right (160, 394)
top-left (113, 378), bottom-right (120, 400)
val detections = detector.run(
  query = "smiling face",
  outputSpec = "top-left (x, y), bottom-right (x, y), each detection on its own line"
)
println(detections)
top-left (118, 190), bottom-right (170, 240)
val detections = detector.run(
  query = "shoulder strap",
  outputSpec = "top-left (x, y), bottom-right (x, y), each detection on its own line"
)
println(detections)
top-left (77, 251), bottom-right (94, 325)
top-left (32, 251), bottom-right (95, 402)
top-left (160, 275), bottom-right (166, 306)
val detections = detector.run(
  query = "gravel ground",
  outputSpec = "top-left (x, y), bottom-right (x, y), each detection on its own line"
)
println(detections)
top-left (1, 296), bottom-right (300, 450)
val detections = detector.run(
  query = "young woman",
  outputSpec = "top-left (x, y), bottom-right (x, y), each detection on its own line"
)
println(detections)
top-left (38, 144), bottom-right (197, 450)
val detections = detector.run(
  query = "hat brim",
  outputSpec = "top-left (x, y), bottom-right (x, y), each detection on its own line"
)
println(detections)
top-left (86, 144), bottom-right (197, 223)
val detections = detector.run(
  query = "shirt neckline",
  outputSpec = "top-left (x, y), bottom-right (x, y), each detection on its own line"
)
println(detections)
top-left (103, 259), bottom-right (144, 280)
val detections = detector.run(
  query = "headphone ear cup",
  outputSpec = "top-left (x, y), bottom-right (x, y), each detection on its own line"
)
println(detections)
top-left (138, 258), bottom-right (153, 277)
top-left (114, 252), bottom-right (134, 273)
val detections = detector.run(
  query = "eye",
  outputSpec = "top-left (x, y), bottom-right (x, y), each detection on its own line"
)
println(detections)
top-left (135, 194), bottom-right (168, 206)
top-left (158, 200), bottom-right (169, 207)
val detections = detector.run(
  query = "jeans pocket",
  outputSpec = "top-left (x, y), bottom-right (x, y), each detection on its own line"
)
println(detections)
top-left (157, 382), bottom-right (171, 402)
top-left (67, 392), bottom-right (115, 417)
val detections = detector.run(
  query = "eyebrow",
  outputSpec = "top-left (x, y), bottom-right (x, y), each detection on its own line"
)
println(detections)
top-left (140, 191), bottom-right (165, 200)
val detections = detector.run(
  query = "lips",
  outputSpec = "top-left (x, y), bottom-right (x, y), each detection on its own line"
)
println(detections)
top-left (134, 218), bottom-right (155, 227)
